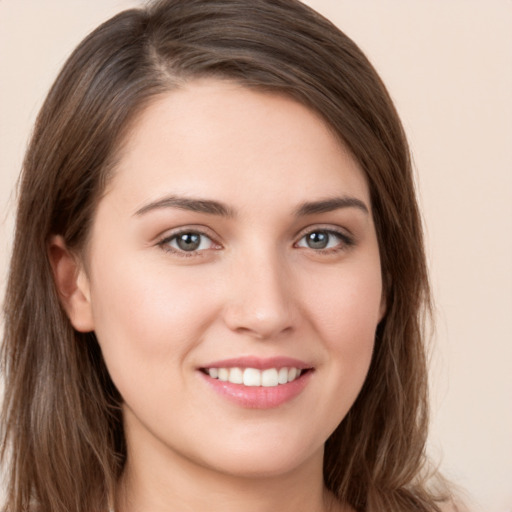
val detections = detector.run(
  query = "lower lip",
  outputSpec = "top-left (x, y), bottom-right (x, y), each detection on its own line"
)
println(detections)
top-left (199, 371), bottom-right (313, 409)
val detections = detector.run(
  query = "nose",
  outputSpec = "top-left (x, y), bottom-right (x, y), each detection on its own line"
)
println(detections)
top-left (222, 249), bottom-right (297, 340)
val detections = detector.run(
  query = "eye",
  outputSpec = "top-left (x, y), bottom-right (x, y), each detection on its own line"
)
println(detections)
top-left (296, 229), bottom-right (352, 251)
top-left (159, 230), bottom-right (218, 254)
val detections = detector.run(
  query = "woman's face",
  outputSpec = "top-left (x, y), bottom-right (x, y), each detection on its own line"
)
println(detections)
top-left (74, 80), bottom-right (385, 479)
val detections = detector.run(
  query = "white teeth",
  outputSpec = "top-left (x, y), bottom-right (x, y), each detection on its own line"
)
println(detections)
top-left (229, 367), bottom-right (243, 384)
top-left (205, 367), bottom-right (304, 387)
top-left (288, 367), bottom-right (298, 381)
top-left (261, 368), bottom-right (278, 387)
top-left (243, 368), bottom-right (261, 387)
top-left (278, 367), bottom-right (289, 384)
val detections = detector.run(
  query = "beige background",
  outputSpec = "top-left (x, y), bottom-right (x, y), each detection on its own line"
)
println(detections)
top-left (1, 1), bottom-right (511, 511)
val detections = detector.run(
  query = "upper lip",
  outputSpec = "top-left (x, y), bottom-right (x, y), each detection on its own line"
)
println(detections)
top-left (200, 356), bottom-right (312, 370)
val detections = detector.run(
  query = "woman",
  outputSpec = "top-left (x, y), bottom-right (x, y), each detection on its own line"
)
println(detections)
top-left (1, 0), bottom-right (456, 511)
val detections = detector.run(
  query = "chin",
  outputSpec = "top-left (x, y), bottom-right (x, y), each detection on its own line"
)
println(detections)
top-left (195, 434), bottom-right (324, 479)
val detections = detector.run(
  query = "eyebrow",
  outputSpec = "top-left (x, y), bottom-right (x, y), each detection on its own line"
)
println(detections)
top-left (294, 196), bottom-right (369, 216)
top-left (134, 194), bottom-right (369, 218)
top-left (134, 195), bottom-right (235, 217)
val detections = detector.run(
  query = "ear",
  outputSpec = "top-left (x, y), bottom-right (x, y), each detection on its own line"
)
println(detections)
top-left (48, 235), bottom-right (94, 332)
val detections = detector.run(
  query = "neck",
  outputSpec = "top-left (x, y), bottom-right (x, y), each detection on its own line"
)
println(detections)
top-left (116, 440), bottom-right (344, 512)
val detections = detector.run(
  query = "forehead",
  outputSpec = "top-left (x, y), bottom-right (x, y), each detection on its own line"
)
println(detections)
top-left (105, 79), bottom-right (370, 212)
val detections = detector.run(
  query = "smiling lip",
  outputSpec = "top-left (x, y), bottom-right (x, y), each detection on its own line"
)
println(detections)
top-left (201, 356), bottom-right (311, 370)
top-left (199, 356), bottom-right (313, 409)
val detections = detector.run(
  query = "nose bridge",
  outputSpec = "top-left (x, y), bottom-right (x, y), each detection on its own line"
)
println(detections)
top-left (223, 242), bottom-right (296, 339)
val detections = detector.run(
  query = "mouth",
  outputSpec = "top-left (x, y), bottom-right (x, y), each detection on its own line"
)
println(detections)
top-left (198, 357), bottom-right (314, 408)
top-left (200, 366), bottom-right (309, 387)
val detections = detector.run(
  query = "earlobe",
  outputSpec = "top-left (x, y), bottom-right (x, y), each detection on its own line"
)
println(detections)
top-left (48, 235), bottom-right (94, 332)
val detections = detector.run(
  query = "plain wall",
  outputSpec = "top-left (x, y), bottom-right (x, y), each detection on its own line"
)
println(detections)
top-left (1, 2), bottom-right (511, 511)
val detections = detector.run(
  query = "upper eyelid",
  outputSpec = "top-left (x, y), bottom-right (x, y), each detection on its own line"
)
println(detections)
top-left (156, 225), bottom-right (221, 244)
top-left (293, 226), bottom-right (356, 253)
top-left (294, 224), bottom-right (354, 240)
top-left (157, 229), bottom-right (222, 258)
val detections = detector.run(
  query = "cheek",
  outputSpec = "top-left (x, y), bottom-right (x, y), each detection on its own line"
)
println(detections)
top-left (303, 257), bottom-right (382, 392)
top-left (87, 253), bottom-right (219, 383)
top-left (308, 259), bottom-right (382, 344)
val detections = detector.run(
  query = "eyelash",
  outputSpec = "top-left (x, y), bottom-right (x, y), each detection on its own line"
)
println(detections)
top-left (157, 229), bottom-right (220, 258)
top-left (294, 228), bottom-right (355, 254)
top-left (157, 227), bottom-right (354, 257)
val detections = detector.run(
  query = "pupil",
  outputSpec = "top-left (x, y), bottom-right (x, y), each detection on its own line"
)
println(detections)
top-left (177, 233), bottom-right (201, 251)
top-left (307, 231), bottom-right (328, 249)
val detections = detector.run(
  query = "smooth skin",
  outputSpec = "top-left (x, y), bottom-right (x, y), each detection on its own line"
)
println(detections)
top-left (51, 80), bottom-right (385, 512)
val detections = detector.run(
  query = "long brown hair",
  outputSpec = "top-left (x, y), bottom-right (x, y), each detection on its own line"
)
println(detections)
top-left (2, 1), bottom-right (447, 511)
